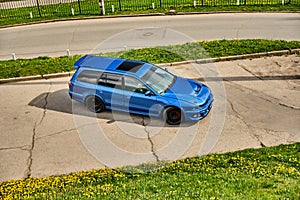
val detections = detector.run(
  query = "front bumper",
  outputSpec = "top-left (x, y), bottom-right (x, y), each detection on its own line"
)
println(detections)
top-left (184, 95), bottom-right (213, 121)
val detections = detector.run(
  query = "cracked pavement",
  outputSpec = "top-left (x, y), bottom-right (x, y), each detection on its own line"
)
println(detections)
top-left (25, 81), bottom-right (52, 178)
top-left (0, 55), bottom-right (299, 181)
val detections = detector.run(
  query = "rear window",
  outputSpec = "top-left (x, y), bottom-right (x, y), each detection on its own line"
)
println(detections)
top-left (76, 70), bottom-right (102, 84)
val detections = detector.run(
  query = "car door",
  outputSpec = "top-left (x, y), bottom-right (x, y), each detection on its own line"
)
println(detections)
top-left (123, 76), bottom-right (159, 116)
top-left (97, 73), bottom-right (124, 110)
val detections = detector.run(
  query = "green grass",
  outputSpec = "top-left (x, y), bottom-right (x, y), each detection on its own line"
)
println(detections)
top-left (0, 0), bottom-right (300, 26)
top-left (0, 39), bottom-right (299, 79)
top-left (1, 143), bottom-right (299, 199)
top-left (0, 56), bottom-right (80, 79)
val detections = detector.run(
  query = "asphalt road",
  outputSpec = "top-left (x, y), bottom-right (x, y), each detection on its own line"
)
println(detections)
top-left (0, 13), bottom-right (300, 60)
top-left (0, 55), bottom-right (299, 181)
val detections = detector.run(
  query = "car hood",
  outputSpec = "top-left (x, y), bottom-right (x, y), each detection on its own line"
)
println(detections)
top-left (162, 77), bottom-right (211, 105)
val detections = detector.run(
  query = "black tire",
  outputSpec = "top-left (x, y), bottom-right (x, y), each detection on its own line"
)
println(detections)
top-left (164, 107), bottom-right (182, 125)
top-left (85, 96), bottom-right (105, 113)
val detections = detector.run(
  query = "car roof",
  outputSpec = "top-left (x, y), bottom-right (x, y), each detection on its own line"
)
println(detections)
top-left (74, 55), bottom-right (148, 75)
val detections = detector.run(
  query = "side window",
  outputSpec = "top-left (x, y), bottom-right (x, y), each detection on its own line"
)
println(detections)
top-left (98, 73), bottom-right (107, 86)
top-left (98, 73), bottom-right (122, 89)
top-left (124, 76), bottom-right (148, 94)
top-left (76, 70), bottom-right (101, 84)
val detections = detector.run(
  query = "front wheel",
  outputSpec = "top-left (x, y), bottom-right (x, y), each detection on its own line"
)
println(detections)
top-left (85, 96), bottom-right (105, 113)
top-left (164, 107), bottom-right (182, 125)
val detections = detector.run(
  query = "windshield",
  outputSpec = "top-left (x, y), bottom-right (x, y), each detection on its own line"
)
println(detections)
top-left (141, 65), bottom-right (175, 94)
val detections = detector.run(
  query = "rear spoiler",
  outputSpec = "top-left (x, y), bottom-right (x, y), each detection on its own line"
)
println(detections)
top-left (74, 54), bottom-right (94, 69)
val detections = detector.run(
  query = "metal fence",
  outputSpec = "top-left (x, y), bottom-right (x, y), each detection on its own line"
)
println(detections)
top-left (0, 0), bottom-right (299, 20)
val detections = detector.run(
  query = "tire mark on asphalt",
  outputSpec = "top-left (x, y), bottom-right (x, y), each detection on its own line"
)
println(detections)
top-left (24, 80), bottom-right (52, 178)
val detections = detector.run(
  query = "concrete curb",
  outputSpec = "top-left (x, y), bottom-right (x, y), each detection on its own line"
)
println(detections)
top-left (176, 11), bottom-right (300, 15)
top-left (42, 72), bottom-right (74, 79)
top-left (159, 49), bottom-right (300, 67)
top-left (0, 72), bottom-right (74, 84)
top-left (0, 49), bottom-right (299, 84)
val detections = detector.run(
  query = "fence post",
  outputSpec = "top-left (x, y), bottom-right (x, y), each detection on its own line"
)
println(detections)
top-left (66, 49), bottom-right (71, 57)
top-left (12, 53), bottom-right (16, 61)
top-left (99, 0), bottom-right (105, 15)
top-left (36, 0), bottom-right (42, 17)
top-left (77, 0), bottom-right (82, 14)
top-left (118, 0), bottom-right (122, 11)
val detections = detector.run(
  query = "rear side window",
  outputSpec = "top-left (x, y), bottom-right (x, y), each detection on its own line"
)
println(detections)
top-left (98, 73), bottom-right (122, 89)
top-left (76, 70), bottom-right (102, 84)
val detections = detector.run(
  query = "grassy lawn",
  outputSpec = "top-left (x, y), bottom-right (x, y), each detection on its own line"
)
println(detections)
top-left (0, 39), bottom-right (300, 79)
top-left (1, 143), bottom-right (299, 199)
top-left (0, 0), bottom-right (299, 26)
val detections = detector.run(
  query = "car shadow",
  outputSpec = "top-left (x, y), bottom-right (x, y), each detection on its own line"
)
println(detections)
top-left (28, 89), bottom-right (196, 127)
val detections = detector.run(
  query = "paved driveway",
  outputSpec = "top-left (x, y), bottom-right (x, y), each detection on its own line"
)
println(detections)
top-left (0, 55), bottom-right (299, 181)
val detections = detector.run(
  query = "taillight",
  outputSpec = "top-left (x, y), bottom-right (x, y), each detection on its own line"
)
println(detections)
top-left (68, 81), bottom-right (71, 88)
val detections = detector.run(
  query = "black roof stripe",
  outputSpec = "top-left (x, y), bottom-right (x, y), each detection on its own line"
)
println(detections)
top-left (116, 60), bottom-right (144, 73)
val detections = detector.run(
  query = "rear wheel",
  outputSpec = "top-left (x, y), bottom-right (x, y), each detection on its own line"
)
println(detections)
top-left (164, 107), bottom-right (182, 125)
top-left (85, 96), bottom-right (105, 113)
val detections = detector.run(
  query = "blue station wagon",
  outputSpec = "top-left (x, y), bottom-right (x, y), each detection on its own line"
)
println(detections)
top-left (69, 55), bottom-right (213, 125)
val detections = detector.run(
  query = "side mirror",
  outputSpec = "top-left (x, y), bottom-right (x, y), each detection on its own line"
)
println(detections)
top-left (145, 90), bottom-right (153, 96)
top-left (164, 68), bottom-right (169, 72)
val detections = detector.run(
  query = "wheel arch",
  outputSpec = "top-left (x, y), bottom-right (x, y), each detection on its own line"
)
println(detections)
top-left (84, 94), bottom-right (105, 106)
top-left (84, 94), bottom-right (106, 113)
top-left (161, 105), bottom-right (185, 122)
top-left (161, 105), bottom-right (182, 116)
